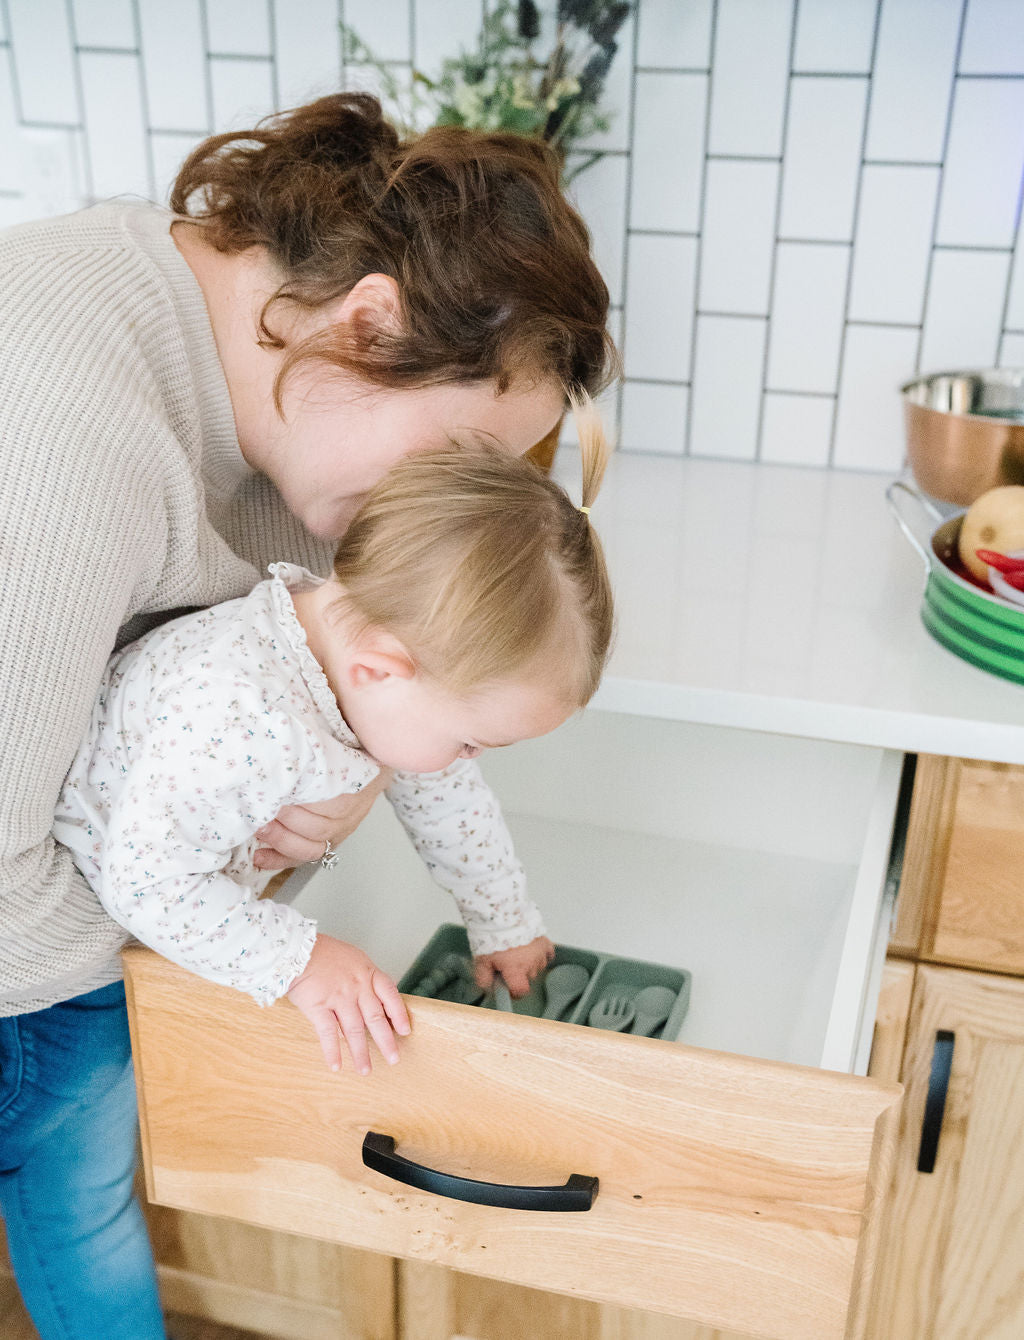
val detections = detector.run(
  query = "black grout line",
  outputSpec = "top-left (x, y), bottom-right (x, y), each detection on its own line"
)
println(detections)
top-left (76, 45), bottom-right (140, 56)
top-left (764, 387), bottom-right (836, 399)
top-left (708, 151), bottom-right (782, 162)
top-left (267, 0), bottom-right (279, 109)
top-left (754, 0), bottom-right (799, 463)
top-left (791, 68), bottom-right (873, 79)
top-left (197, 0), bottom-right (215, 133)
top-left (1, 0), bottom-right (26, 126)
top-left (957, 71), bottom-right (1024, 80)
top-left (61, 0), bottom-right (94, 202)
top-left (827, 0), bottom-right (884, 467)
top-left (776, 235), bottom-right (851, 246)
top-left (14, 116), bottom-right (81, 130)
top-left (912, 0), bottom-right (970, 380)
top-left (682, 0), bottom-right (718, 458)
top-left (995, 123), bottom-right (1024, 365)
top-left (624, 376), bottom-right (691, 388)
top-left (847, 318), bottom-right (923, 330)
top-left (933, 242), bottom-right (1013, 253)
top-left (629, 227), bottom-right (700, 238)
top-left (697, 310), bottom-right (769, 320)
top-left (864, 158), bottom-right (943, 168)
top-left (635, 65), bottom-right (711, 75)
top-left (612, 10), bottom-right (641, 436)
top-left (128, 0), bottom-right (156, 201)
top-left (207, 51), bottom-right (273, 63)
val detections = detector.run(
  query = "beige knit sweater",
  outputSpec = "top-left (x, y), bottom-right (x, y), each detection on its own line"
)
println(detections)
top-left (0, 201), bottom-right (336, 1015)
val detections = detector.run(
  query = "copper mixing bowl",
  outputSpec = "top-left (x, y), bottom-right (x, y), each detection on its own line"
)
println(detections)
top-left (902, 368), bottom-right (1024, 506)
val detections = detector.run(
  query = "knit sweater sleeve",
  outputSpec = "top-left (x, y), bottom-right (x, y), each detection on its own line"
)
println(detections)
top-left (0, 403), bottom-right (166, 997)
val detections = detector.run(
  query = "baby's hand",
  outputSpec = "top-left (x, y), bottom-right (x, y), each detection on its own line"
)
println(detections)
top-left (474, 936), bottom-right (555, 999)
top-left (286, 934), bottom-right (411, 1074)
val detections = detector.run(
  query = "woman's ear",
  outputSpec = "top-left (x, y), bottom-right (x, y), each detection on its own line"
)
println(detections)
top-left (336, 273), bottom-right (403, 345)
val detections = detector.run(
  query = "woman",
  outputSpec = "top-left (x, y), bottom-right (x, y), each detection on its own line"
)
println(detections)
top-left (0, 92), bottom-right (611, 1339)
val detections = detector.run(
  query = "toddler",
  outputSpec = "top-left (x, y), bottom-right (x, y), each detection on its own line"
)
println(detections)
top-left (54, 402), bottom-right (613, 1075)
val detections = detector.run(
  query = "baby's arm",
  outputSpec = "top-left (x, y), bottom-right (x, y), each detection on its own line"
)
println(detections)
top-left (387, 760), bottom-right (553, 995)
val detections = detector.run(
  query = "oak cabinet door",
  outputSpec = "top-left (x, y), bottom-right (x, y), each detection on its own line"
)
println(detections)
top-left (868, 964), bottom-right (1024, 1339)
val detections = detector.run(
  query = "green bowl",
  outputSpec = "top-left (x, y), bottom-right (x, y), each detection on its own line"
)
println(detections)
top-left (923, 516), bottom-right (1024, 685)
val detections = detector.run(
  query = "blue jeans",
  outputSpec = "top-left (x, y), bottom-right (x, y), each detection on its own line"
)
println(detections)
top-left (0, 981), bottom-right (166, 1339)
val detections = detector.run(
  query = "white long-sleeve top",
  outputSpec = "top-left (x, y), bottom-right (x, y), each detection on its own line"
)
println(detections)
top-left (53, 564), bottom-right (546, 1005)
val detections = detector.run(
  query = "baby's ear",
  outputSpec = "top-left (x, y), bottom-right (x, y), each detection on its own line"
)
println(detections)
top-left (347, 629), bottom-right (416, 688)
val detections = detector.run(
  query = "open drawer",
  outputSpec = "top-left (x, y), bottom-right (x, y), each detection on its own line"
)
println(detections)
top-left (123, 713), bottom-right (907, 1340)
top-left (124, 946), bottom-right (899, 1340)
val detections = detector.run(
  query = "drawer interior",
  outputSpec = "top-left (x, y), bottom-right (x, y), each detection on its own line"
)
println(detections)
top-left (289, 712), bottom-right (903, 1072)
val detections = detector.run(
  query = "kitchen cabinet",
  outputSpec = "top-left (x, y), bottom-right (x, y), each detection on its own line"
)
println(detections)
top-left (124, 711), bottom-right (906, 1340)
top-left (866, 964), bottom-right (1024, 1339)
top-left (863, 755), bottom-right (1024, 1340)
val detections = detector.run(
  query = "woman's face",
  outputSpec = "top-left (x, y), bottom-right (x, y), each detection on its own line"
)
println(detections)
top-left (251, 374), bottom-right (565, 540)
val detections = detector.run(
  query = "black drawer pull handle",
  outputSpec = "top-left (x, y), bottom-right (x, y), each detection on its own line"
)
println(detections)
top-left (917, 1030), bottom-right (955, 1174)
top-left (361, 1131), bottom-right (598, 1211)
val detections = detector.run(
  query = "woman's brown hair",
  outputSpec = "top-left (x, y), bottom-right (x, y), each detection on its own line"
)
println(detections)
top-left (329, 396), bottom-right (614, 705)
top-left (170, 92), bottom-right (615, 407)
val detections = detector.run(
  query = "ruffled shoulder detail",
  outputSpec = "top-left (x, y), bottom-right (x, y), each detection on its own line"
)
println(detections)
top-left (266, 564), bottom-right (358, 746)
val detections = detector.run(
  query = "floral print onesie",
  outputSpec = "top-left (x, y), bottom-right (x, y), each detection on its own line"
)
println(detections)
top-left (53, 564), bottom-right (546, 1006)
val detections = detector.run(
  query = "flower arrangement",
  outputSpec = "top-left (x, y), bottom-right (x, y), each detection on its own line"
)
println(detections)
top-left (341, 0), bottom-right (631, 182)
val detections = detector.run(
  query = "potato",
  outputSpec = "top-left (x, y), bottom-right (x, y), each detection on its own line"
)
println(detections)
top-left (958, 485), bottom-right (1024, 581)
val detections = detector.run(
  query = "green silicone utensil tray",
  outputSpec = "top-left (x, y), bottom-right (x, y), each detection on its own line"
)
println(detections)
top-left (399, 923), bottom-right (692, 1041)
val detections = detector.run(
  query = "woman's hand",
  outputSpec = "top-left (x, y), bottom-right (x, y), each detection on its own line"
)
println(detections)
top-left (473, 935), bottom-right (555, 998)
top-left (286, 933), bottom-right (411, 1073)
top-left (253, 768), bottom-right (393, 871)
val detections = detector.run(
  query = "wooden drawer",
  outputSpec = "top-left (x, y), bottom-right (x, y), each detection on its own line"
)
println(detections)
top-left (892, 756), bottom-right (1024, 975)
top-left (124, 946), bottom-right (900, 1340)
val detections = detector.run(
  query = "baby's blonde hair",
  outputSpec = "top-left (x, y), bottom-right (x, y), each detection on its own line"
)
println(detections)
top-left (332, 396), bottom-right (613, 704)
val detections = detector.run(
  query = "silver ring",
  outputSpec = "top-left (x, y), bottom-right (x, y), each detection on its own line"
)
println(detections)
top-left (320, 838), bottom-right (339, 870)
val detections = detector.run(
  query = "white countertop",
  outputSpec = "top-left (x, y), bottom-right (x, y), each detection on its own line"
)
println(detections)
top-left (553, 450), bottom-right (1024, 764)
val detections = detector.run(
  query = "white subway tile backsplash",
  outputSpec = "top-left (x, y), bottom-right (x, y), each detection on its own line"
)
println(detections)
top-left (999, 332), bottom-right (1024, 366)
top-left (138, 0), bottom-right (208, 131)
top-left (630, 71), bottom-right (706, 233)
top-left (708, 0), bottom-right (793, 158)
top-left (1006, 229), bottom-right (1024, 329)
top-left (569, 150), bottom-right (628, 306)
top-left (779, 76), bottom-right (867, 241)
top-left (760, 393), bottom-right (834, 466)
top-left (689, 315), bottom-right (767, 459)
top-left (149, 131), bottom-right (205, 203)
top-left (637, 0), bottom-right (713, 69)
top-left (412, 0), bottom-right (480, 75)
top-left (959, 0), bottom-right (1024, 75)
top-left (699, 158), bottom-right (779, 314)
top-left (0, 52), bottom-right (19, 191)
top-left (273, 0), bottom-right (342, 108)
top-left (865, 0), bottom-right (962, 163)
top-left (767, 243), bottom-right (851, 393)
top-left (205, 0), bottom-right (272, 57)
top-left (920, 247), bottom-right (1011, 371)
top-left (624, 233), bottom-right (697, 381)
top-left (793, 0), bottom-right (877, 74)
top-left (834, 324), bottom-right (921, 470)
top-left (80, 52), bottom-right (150, 199)
top-left (7, 0), bottom-right (79, 125)
top-left (18, 125), bottom-right (85, 217)
top-left (621, 381), bottom-right (689, 454)
top-left (3, 0), bottom-right (1022, 478)
top-left (936, 79), bottom-right (1024, 249)
top-left (71, 0), bottom-right (136, 51)
top-left (345, 0), bottom-right (411, 65)
top-left (210, 57), bottom-right (275, 133)
top-left (849, 164), bottom-right (940, 324)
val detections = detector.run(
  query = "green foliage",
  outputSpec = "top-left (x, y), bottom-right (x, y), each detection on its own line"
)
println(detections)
top-left (340, 1), bottom-right (631, 182)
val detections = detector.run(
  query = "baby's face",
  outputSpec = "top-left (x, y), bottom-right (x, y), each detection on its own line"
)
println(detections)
top-left (344, 669), bottom-right (575, 774)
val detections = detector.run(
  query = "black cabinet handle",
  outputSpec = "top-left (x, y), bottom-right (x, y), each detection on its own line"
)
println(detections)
top-left (917, 1030), bottom-right (955, 1174)
top-left (361, 1131), bottom-right (598, 1211)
